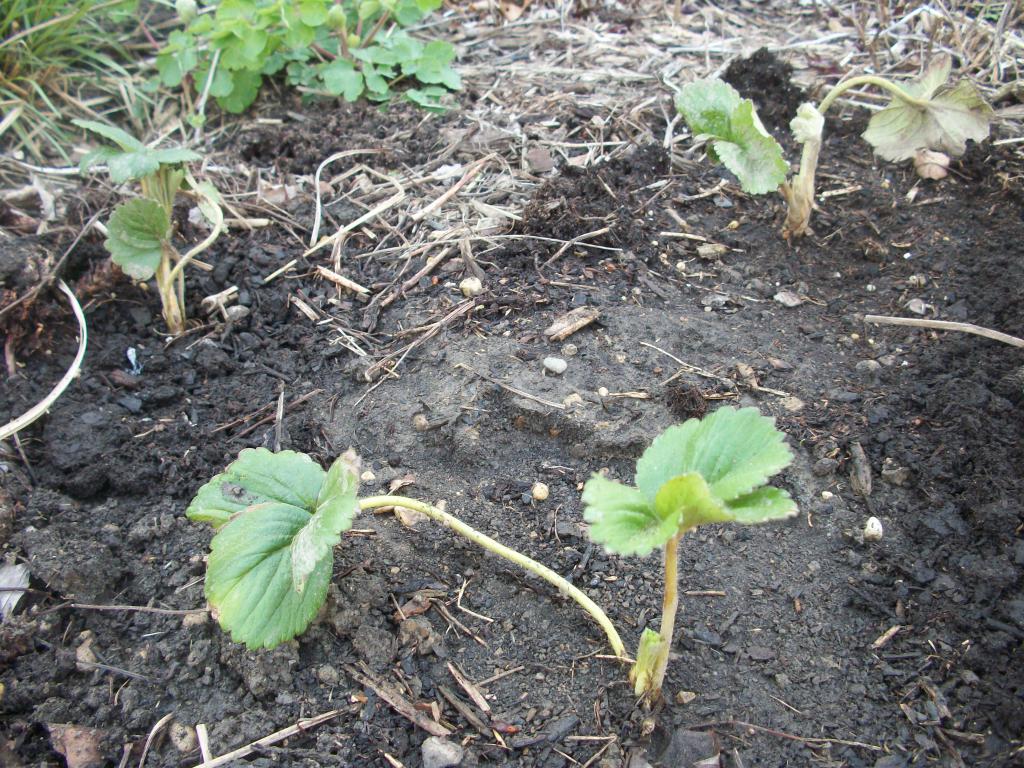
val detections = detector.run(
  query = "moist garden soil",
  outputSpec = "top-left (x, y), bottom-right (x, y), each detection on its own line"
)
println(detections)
top-left (2, 59), bottom-right (1023, 768)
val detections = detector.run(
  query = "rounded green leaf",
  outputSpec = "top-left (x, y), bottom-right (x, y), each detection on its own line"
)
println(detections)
top-left (186, 448), bottom-right (327, 528)
top-left (105, 198), bottom-right (170, 280)
top-left (635, 407), bottom-right (792, 505)
top-left (582, 474), bottom-right (679, 556)
top-left (206, 502), bottom-right (334, 649)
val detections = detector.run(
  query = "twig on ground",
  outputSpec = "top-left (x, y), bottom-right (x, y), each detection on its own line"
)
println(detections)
top-left (412, 154), bottom-right (496, 222)
top-left (342, 663), bottom-right (451, 737)
top-left (690, 719), bottom-right (882, 751)
top-left (138, 712), bottom-right (175, 768)
top-left (225, 389), bottom-right (323, 438)
top-left (191, 709), bottom-right (345, 768)
top-left (455, 363), bottom-right (566, 410)
top-left (863, 315), bottom-right (1024, 349)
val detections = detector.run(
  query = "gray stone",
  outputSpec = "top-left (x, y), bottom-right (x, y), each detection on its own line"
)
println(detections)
top-left (421, 736), bottom-right (464, 768)
top-left (543, 356), bottom-right (568, 375)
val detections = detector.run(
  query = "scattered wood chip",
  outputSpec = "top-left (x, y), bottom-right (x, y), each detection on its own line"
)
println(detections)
top-left (316, 265), bottom-right (370, 295)
top-left (849, 442), bottom-right (872, 497)
top-left (47, 724), bottom-right (106, 768)
top-left (696, 243), bottom-right (728, 260)
top-left (871, 625), bottom-right (902, 649)
top-left (544, 307), bottom-right (600, 341)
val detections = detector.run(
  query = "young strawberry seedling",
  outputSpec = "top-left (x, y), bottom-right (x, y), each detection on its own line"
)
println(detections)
top-left (187, 448), bottom-right (625, 656)
top-left (75, 120), bottom-right (223, 335)
top-left (582, 407), bottom-right (797, 702)
top-left (675, 55), bottom-right (993, 238)
top-left (156, 0), bottom-right (460, 117)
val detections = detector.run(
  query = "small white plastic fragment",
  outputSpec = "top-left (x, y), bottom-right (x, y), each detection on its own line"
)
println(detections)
top-left (863, 516), bottom-right (884, 541)
top-left (0, 563), bottom-right (29, 621)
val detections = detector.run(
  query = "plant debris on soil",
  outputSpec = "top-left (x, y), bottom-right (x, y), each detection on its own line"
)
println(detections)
top-left (2, 3), bottom-right (1024, 768)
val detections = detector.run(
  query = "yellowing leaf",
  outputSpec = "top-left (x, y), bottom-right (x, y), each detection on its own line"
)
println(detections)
top-left (862, 56), bottom-right (993, 161)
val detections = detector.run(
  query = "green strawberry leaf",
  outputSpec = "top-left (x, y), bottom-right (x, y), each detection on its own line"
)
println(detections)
top-left (582, 474), bottom-right (680, 557)
top-left (862, 56), bottom-right (993, 161)
top-left (675, 79), bottom-right (788, 195)
top-left (635, 407), bottom-right (792, 504)
top-left (215, 68), bottom-right (263, 113)
top-left (724, 486), bottom-right (797, 524)
top-left (75, 119), bottom-right (200, 183)
top-left (73, 119), bottom-right (145, 152)
top-left (156, 30), bottom-right (198, 87)
top-left (200, 451), bottom-right (361, 649)
top-left (405, 85), bottom-right (450, 112)
top-left (583, 407), bottom-right (796, 556)
top-left (187, 448), bottom-right (328, 529)
top-left (104, 198), bottom-right (170, 280)
top-left (291, 452), bottom-right (360, 593)
top-left (320, 59), bottom-right (365, 101)
top-left (299, 0), bottom-right (329, 26)
top-left (653, 473), bottom-right (732, 530)
top-left (205, 502), bottom-right (336, 649)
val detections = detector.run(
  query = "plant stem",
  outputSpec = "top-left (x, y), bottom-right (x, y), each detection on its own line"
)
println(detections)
top-left (651, 531), bottom-right (682, 696)
top-left (817, 74), bottom-right (929, 116)
top-left (359, 495), bottom-right (627, 659)
top-left (361, 12), bottom-right (391, 48)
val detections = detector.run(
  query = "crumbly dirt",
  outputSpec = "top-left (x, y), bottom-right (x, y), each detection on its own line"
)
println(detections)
top-left (2, 40), bottom-right (1023, 768)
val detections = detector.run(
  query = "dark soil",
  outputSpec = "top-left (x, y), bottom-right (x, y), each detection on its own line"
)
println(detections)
top-left (724, 47), bottom-right (807, 134)
top-left (2, 55), bottom-right (1023, 768)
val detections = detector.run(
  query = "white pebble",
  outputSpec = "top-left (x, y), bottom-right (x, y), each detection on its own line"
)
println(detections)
top-left (531, 482), bottom-right (549, 501)
top-left (597, 386), bottom-right (609, 397)
top-left (543, 357), bottom-right (567, 375)
top-left (863, 516), bottom-right (884, 541)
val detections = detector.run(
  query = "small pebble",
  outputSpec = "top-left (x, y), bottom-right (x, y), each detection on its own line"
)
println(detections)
top-left (561, 343), bottom-right (578, 357)
top-left (360, 469), bottom-right (376, 483)
top-left (169, 722), bottom-right (197, 753)
top-left (864, 516), bottom-right (884, 541)
top-left (531, 482), bottom-right (549, 502)
top-left (597, 386), bottom-right (609, 397)
top-left (856, 359), bottom-right (882, 378)
top-left (675, 690), bottom-right (697, 705)
top-left (421, 736), bottom-right (464, 768)
top-left (412, 413), bottom-right (429, 432)
top-left (563, 393), bottom-right (584, 407)
top-left (774, 290), bottom-right (803, 308)
top-left (459, 276), bottom-right (483, 297)
top-left (543, 357), bottom-right (567, 375)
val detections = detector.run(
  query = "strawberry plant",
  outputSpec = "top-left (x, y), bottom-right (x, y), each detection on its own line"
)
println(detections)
top-left (675, 56), bottom-right (993, 238)
top-left (188, 448), bottom-right (625, 655)
top-left (75, 119), bottom-right (223, 335)
top-left (156, 0), bottom-right (460, 118)
top-left (581, 407), bottom-right (797, 702)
